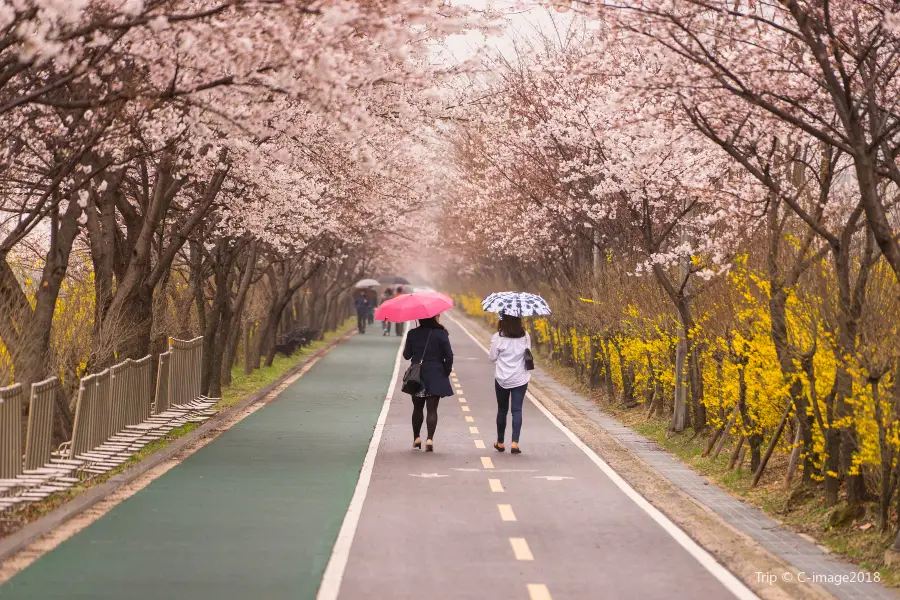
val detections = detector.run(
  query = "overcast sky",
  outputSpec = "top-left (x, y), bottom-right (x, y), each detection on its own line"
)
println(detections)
top-left (439, 1), bottom-right (575, 65)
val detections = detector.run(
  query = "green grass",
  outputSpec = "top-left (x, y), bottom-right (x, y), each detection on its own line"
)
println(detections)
top-left (0, 320), bottom-right (355, 539)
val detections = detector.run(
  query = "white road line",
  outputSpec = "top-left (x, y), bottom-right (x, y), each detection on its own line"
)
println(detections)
top-left (509, 537), bottom-right (534, 560)
top-left (469, 426), bottom-right (480, 434)
top-left (462, 406), bottom-right (470, 412)
top-left (465, 416), bottom-right (475, 423)
top-left (474, 440), bottom-right (486, 449)
top-left (459, 397), bottom-right (467, 403)
top-left (489, 478), bottom-right (504, 493)
top-left (498, 504), bottom-right (517, 521)
top-left (317, 333), bottom-right (407, 600)
top-left (527, 584), bottom-right (553, 600)
top-left (449, 315), bottom-right (758, 600)
top-left (481, 456), bottom-right (494, 469)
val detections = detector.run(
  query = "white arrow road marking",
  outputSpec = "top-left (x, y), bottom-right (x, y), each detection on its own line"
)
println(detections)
top-left (452, 468), bottom-right (539, 473)
top-left (409, 473), bottom-right (448, 478)
top-left (533, 476), bottom-right (574, 481)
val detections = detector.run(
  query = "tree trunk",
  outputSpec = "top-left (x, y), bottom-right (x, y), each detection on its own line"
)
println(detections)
top-left (752, 400), bottom-right (792, 487)
top-left (728, 436), bottom-right (745, 470)
top-left (243, 320), bottom-right (253, 376)
top-left (784, 425), bottom-right (803, 487)
top-left (672, 334), bottom-right (689, 432)
top-left (0, 199), bottom-right (82, 439)
top-left (704, 402), bottom-right (739, 458)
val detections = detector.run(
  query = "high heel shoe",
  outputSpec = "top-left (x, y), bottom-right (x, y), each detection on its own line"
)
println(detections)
top-left (511, 442), bottom-right (521, 455)
top-left (413, 438), bottom-right (422, 449)
top-left (493, 442), bottom-right (505, 453)
top-left (425, 439), bottom-right (434, 452)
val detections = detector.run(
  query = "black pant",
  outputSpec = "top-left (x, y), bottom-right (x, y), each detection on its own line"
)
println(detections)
top-left (496, 382), bottom-right (527, 443)
top-left (356, 313), bottom-right (366, 333)
top-left (412, 396), bottom-right (439, 440)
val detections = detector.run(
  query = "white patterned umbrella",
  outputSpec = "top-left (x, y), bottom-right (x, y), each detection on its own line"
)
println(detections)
top-left (354, 278), bottom-right (380, 289)
top-left (481, 292), bottom-right (551, 317)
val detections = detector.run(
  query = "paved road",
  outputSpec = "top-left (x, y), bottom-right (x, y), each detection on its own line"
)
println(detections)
top-left (332, 316), bottom-right (753, 600)
top-left (0, 333), bottom-right (402, 600)
top-left (0, 318), bottom-right (756, 600)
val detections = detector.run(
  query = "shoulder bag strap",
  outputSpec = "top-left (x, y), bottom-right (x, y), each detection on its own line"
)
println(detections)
top-left (420, 330), bottom-right (433, 365)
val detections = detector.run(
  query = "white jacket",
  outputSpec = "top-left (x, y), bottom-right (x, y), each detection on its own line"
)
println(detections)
top-left (489, 332), bottom-right (531, 389)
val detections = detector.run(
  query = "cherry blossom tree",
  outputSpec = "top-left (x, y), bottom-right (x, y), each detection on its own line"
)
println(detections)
top-left (445, 22), bottom-right (760, 430)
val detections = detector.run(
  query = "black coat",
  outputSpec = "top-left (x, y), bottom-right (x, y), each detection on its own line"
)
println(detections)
top-left (403, 325), bottom-right (454, 398)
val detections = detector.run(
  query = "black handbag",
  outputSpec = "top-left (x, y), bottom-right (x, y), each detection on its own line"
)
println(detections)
top-left (402, 331), bottom-right (433, 394)
top-left (524, 348), bottom-right (535, 371)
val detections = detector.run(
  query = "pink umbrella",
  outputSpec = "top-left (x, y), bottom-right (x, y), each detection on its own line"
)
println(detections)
top-left (375, 292), bottom-right (454, 322)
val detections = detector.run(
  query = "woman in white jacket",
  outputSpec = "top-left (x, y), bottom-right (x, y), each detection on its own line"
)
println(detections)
top-left (488, 315), bottom-right (530, 454)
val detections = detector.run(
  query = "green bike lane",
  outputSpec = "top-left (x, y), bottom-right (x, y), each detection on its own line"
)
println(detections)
top-left (0, 332), bottom-right (403, 600)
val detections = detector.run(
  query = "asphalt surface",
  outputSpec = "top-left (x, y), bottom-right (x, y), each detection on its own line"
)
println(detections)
top-left (0, 319), bottom-right (753, 600)
top-left (336, 317), bottom-right (750, 600)
top-left (0, 333), bottom-right (402, 600)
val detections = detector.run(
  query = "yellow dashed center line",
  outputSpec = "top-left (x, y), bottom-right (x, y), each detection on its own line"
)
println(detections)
top-left (459, 397), bottom-right (467, 403)
top-left (462, 406), bottom-right (470, 412)
top-left (509, 537), bottom-right (533, 560)
top-left (469, 426), bottom-right (479, 434)
top-left (474, 439), bottom-right (486, 449)
top-left (489, 478), bottom-right (504, 493)
top-left (497, 504), bottom-right (517, 521)
top-left (465, 416), bottom-right (475, 423)
top-left (527, 584), bottom-right (552, 600)
top-left (481, 456), bottom-right (494, 469)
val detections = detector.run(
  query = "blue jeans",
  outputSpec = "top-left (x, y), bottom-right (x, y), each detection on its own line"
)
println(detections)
top-left (495, 381), bottom-right (527, 443)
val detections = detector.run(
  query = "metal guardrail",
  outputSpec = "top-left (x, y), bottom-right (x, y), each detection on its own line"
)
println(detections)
top-left (0, 384), bottom-right (24, 480)
top-left (0, 336), bottom-right (215, 511)
top-left (168, 337), bottom-right (202, 408)
top-left (24, 378), bottom-right (57, 471)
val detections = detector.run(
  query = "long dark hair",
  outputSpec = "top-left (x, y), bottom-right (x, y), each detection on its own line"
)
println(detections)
top-left (498, 315), bottom-right (525, 338)
top-left (418, 317), bottom-right (446, 330)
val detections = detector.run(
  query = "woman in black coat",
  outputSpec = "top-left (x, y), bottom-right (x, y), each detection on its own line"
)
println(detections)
top-left (402, 315), bottom-right (454, 451)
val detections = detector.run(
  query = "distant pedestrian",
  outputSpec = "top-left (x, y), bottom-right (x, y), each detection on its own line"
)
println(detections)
top-left (489, 314), bottom-right (530, 454)
top-left (354, 292), bottom-right (370, 334)
top-left (403, 314), bottom-right (454, 452)
top-left (366, 288), bottom-right (377, 325)
top-left (394, 287), bottom-right (406, 336)
top-left (381, 288), bottom-right (394, 336)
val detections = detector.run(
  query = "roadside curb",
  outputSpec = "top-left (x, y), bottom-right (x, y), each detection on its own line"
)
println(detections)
top-left (0, 329), bottom-right (356, 564)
